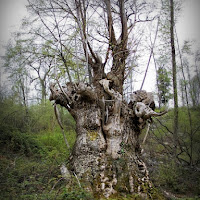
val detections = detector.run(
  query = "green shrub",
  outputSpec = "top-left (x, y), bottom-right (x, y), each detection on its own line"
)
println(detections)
top-left (0, 153), bottom-right (69, 200)
top-left (63, 187), bottom-right (94, 200)
top-left (28, 102), bottom-right (75, 133)
top-left (158, 161), bottom-right (182, 192)
top-left (0, 129), bottom-right (44, 157)
top-left (0, 97), bottom-right (75, 134)
top-left (35, 129), bottom-right (76, 162)
top-left (0, 97), bottom-right (77, 199)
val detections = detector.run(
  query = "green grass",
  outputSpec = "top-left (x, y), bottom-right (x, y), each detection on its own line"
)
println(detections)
top-left (1, 98), bottom-right (200, 199)
top-left (0, 128), bottom-right (76, 200)
top-left (0, 99), bottom-right (79, 199)
top-left (35, 129), bottom-right (76, 162)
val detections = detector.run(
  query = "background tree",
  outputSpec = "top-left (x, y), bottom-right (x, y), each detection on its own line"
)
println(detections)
top-left (157, 66), bottom-right (172, 107)
top-left (153, 0), bottom-right (181, 156)
top-left (3, 40), bottom-right (30, 114)
top-left (170, 0), bottom-right (179, 156)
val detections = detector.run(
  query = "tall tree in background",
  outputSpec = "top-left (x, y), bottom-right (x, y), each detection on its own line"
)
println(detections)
top-left (4, 41), bottom-right (29, 108)
top-left (3, 37), bottom-right (55, 104)
top-left (191, 49), bottom-right (200, 106)
top-left (170, 0), bottom-right (179, 155)
top-left (25, 0), bottom-right (167, 198)
top-left (157, 66), bottom-right (172, 107)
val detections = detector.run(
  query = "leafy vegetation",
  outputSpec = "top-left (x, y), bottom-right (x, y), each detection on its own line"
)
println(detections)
top-left (0, 92), bottom-right (200, 199)
top-left (0, 97), bottom-right (77, 200)
top-left (142, 107), bottom-right (200, 199)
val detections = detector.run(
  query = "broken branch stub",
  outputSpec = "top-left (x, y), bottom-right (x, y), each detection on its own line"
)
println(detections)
top-left (135, 102), bottom-right (167, 119)
top-left (129, 90), bottom-right (167, 130)
top-left (130, 90), bottom-right (155, 110)
top-left (130, 90), bottom-right (167, 118)
top-left (99, 79), bottom-right (122, 100)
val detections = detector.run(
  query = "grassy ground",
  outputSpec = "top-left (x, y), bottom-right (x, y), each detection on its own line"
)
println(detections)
top-left (0, 100), bottom-right (200, 199)
top-left (0, 129), bottom-right (76, 200)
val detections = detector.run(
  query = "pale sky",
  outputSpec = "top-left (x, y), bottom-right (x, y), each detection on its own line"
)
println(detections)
top-left (0, 0), bottom-right (200, 54)
top-left (0, 0), bottom-right (28, 56)
top-left (176, 0), bottom-right (200, 47)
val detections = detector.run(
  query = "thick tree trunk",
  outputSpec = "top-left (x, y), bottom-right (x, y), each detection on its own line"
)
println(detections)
top-left (49, 79), bottom-right (166, 199)
top-left (48, 2), bottom-right (166, 197)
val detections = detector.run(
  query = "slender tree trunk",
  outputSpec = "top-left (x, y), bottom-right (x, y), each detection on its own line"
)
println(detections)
top-left (170, 0), bottom-right (178, 157)
top-left (180, 82), bottom-right (185, 107)
top-left (140, 18), bottom-right (159, 91)
top-left (195, 58), bottom-right (200, 86)
top-left (185, 62), bottom-right (195, 107)
top-left (19, 76), bottom-right (29, 129)
top-left (175, 29), bottom-right (193, 165)
top-left (152, 50), bottom-right (162, 109)
top-left (20, 79), bottom-right (28, 110)
top-left (40, 79), bottom-right (47, 103)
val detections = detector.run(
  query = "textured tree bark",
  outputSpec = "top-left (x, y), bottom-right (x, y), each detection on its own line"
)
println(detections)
top-left (49, 79), bottom-right (166, 199)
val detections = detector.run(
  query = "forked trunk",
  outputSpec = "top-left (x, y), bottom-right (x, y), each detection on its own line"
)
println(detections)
top-left (49, 78), bottom-right (166, 199)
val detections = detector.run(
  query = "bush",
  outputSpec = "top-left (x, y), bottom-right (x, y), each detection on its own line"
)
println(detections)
top-left (0, 97), bottom-right (76, 199)
top-left (28, 102), bottom-right (75, 133)
top-left (0, 97), bottom-right (75, 134)
top-left (0, 129), bottom-right (44, 156)
top-left (35, 129), bottom-right (76, 163)
top-left (0, 128), bottom-right (76, 199)
top-left (158, 161), bottom-right (182, 192)
top-left (63, 188), bottom-right (93, 200)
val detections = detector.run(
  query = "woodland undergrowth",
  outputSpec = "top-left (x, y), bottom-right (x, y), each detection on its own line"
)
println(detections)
top-left (0, 98), bottom-right (200, 200)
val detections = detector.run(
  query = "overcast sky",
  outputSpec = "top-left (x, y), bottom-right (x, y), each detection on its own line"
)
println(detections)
top-left (0, 0), bottom-right (200, 92)
top-left (0, 0), bottom-right (200, 53)
top-left (0, 0), bottom-right (28, 55)
top-left (176, 0), bottom-right (200, 46)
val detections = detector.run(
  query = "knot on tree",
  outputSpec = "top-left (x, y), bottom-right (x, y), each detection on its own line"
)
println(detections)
top-left (49, 82), bottom-right (97, 107)
top-left (129, 90), bottom-right (167, 130)
top-left (130, 90), bottom-right (155, 110)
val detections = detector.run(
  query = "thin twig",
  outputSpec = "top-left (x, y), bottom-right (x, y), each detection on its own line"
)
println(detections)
top-left (73, 172), bottom-right (82, 188)
top-left (50, 177), bottom-right (64, 193)
top-left (154, 117), bottom-right (173, 135)
top-left (56, 78), bottom-right (72, 104)
top-left (54, 103), bottom-right (70, 149)
top-left (142, 122), bottom-right (151, 144)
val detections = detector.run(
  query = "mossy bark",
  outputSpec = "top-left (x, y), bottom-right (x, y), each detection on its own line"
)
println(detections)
top-left (49, 80), bottom-right (166, 199)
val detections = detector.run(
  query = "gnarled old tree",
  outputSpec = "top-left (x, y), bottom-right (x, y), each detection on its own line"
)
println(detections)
top-left (31, 0), bottom-right (166, 198)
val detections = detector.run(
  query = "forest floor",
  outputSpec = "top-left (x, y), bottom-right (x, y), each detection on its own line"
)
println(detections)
top-left (0, 129), bottom-right (76, 200)
top-left (0, 102), bottom-right (200, 200)
top-left (143, 147), bottom-right (200, 200)
top-left (0, 129), bottom-right (200, 200)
